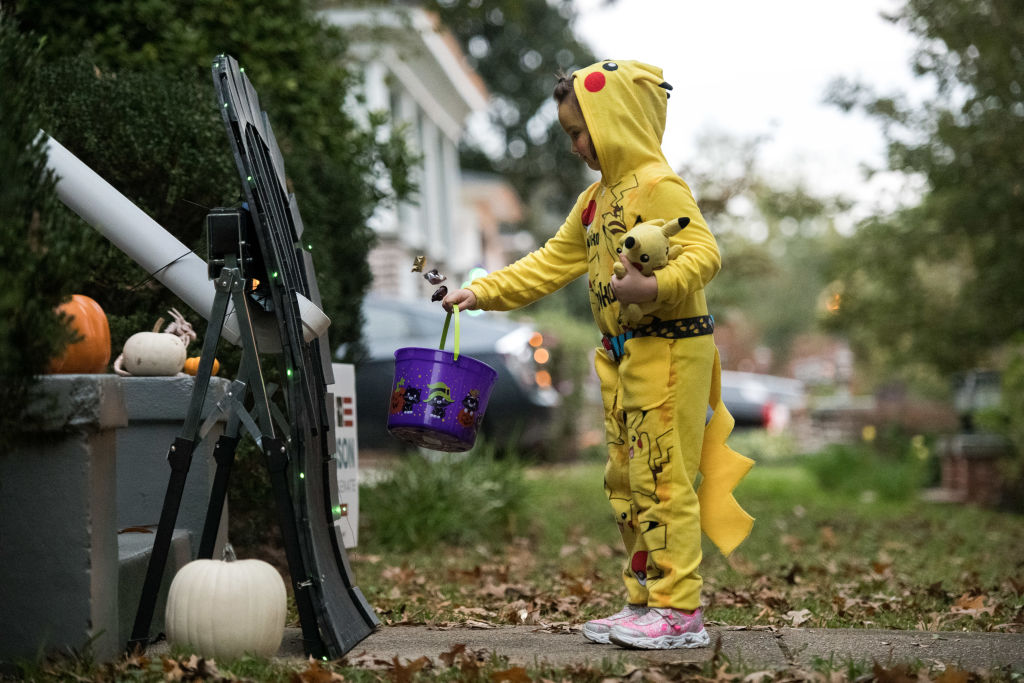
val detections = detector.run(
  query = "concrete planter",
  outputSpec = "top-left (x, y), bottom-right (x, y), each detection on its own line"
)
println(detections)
top-left (0, 374), bottom-right (229, 666)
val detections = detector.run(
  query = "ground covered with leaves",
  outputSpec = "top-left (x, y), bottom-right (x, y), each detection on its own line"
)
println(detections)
top-left (353, 455), bottom-right (1023, 636)
top-left (8, 446), bottom-right (1022, 682)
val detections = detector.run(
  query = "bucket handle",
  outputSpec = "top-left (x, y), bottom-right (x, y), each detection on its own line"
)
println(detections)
top-left (439, 304), bottom-right (460, 361)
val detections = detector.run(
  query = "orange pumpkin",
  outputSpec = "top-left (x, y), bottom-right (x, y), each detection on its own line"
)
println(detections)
top-left (183, 356), bottom-right (220, 376)
top-left (47, 295), bottom-right (112, 374)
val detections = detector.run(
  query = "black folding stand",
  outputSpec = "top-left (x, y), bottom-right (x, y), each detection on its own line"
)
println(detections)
top-left (126, 54), bottom-right (379, 659)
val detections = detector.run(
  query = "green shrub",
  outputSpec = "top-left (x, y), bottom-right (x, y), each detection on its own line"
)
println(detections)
top-left (33, 55), bottom-right (239, 356)
top-left (359, 447), bottom-right (526, 551)
top-left (16, 0), bottom-right (418, 358)
top-left (802, 441), bottom-right (930, 502)
top-left (0, 20), bottom-right (92, 438)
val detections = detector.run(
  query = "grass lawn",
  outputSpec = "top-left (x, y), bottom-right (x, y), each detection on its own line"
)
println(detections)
top-left (352, 452), bottom-right (1024, 634)
top-left (13, 445), bottom-right (1022, 682)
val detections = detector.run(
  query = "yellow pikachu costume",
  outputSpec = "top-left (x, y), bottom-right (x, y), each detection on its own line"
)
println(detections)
top-left (466, 60), bottom-right (753, 610)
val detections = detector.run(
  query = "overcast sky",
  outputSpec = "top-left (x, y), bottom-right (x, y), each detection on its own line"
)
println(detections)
top-left (572, 0), bottom-right (928, 217)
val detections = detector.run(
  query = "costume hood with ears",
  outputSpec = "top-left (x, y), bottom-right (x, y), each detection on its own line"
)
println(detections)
top-left (571, 60), bottom-right (673, 184)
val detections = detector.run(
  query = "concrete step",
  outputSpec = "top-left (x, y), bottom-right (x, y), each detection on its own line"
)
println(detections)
top-left (117, 528), bottom-right (193, 650)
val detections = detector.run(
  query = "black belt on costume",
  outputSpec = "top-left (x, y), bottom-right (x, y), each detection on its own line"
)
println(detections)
top-left (601, 315), bottom-right (714, 362)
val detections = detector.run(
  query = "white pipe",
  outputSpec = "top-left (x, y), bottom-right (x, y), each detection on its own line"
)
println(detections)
top-left (43, 134), bottom-right (330, 349)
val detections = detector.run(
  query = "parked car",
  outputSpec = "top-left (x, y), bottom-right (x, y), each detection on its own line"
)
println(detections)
top-left (339, 295), bottom-right (560, 453)
top-left (720, 370), bottom-right (807, 432)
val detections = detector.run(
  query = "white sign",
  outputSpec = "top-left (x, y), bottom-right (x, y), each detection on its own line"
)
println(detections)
top-left (328, 363), bottom-right (359, 548)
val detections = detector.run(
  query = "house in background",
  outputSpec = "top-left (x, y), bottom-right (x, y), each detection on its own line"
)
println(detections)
top-left (459, 170), bottom-right (536, 273)
top-left (321, 5), bottom-right (495, 300)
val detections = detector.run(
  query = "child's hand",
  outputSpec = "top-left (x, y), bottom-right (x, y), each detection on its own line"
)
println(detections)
top-left (442, 288), bottom-right (478, 313)
top-left (611, 255), bottom-right (658, 305)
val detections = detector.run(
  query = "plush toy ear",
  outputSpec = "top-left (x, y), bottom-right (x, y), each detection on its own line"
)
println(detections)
top-left (663, 217), bottom-right (690, 238)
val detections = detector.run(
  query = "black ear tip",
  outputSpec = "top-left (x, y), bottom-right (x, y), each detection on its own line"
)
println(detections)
top-left (678, 217), bottom-right (690, 228)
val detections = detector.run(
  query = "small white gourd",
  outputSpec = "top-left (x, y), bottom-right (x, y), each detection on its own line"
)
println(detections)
top-left (120, 331), bottom-right (187, 375)
top-left (165, 544), bottom-right (286, 661)
top-left (113, 309), bottom-right (196, 377)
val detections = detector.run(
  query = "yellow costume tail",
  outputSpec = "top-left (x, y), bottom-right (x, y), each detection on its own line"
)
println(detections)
top-left (697, 349), bottom-right (755, 556)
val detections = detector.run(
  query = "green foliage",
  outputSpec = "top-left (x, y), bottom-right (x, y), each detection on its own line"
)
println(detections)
top-left (680, 132), bottom-right (850, 371)
top-left (801, 441), bottom-right (932, 502)
top-left (0, 19), bottom-right (92, 435)
top-left (518, 459), bottom-right (613, 556)
top-left (15, 0), bottom-right (417, 355)
top-left (726, 429), bottom-right (801, 462)
top-left (824, 0), bottom-right (1024, 375)
top-left (8, 0), bottom-right (417, 536)
top-left (359, 449), bottom-right (526, 551)
top-left (32, 55), bottom-right (239, 353)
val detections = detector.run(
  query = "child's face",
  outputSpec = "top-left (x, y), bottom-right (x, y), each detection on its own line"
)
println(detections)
top-left (558, 99), bottom-right (600, 172)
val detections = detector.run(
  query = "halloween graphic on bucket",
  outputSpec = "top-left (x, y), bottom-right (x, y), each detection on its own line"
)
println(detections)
top-left (387, 305), bottom-right (497, 452)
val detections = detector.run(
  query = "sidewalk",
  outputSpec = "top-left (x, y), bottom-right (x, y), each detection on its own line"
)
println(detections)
top-left (270, 625), bottom-right (1024, 673)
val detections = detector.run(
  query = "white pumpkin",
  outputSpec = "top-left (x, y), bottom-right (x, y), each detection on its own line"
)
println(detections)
top-left (165, 545), bottom-right (286, 661)
top-left (121, 331), bottom-right (187, 376)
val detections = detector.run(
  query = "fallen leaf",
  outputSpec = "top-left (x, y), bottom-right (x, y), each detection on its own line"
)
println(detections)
top-left (934, 665), bottom-right (972, 683)
top-left (438, 643), bottom-right (467, 667)
top-left (464, 618), bottom-right (497, 629)
top-left (951, 593), bottom-right (996, 617)
top-left (292, 657), bottom-right (345, 682)
top-left (785, 608), bottom-right (812, 627)
top-left (389, 655), bottom-right (430, 683)
top-left (871, 661), bottom-right (917, 683)
top-left (491, 666), bottom-right (531, 682)
top-left (161, 655), bottom-right (224, 682)
top-left (872, 560), bottom-right (893, 575)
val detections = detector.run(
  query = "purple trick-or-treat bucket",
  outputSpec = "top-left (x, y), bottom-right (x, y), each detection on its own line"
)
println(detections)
top-left (386, 306), bottom-right (497, 452)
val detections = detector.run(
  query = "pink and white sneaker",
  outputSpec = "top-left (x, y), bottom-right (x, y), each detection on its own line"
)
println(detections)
top-left (609, 607), bottom-right (711, 649)
top-left (582, 605), bottom-right (650, 644)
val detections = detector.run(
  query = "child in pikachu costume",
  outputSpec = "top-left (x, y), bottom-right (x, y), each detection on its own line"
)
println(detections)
top-left (442, 60), bottom-right (754, 650)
